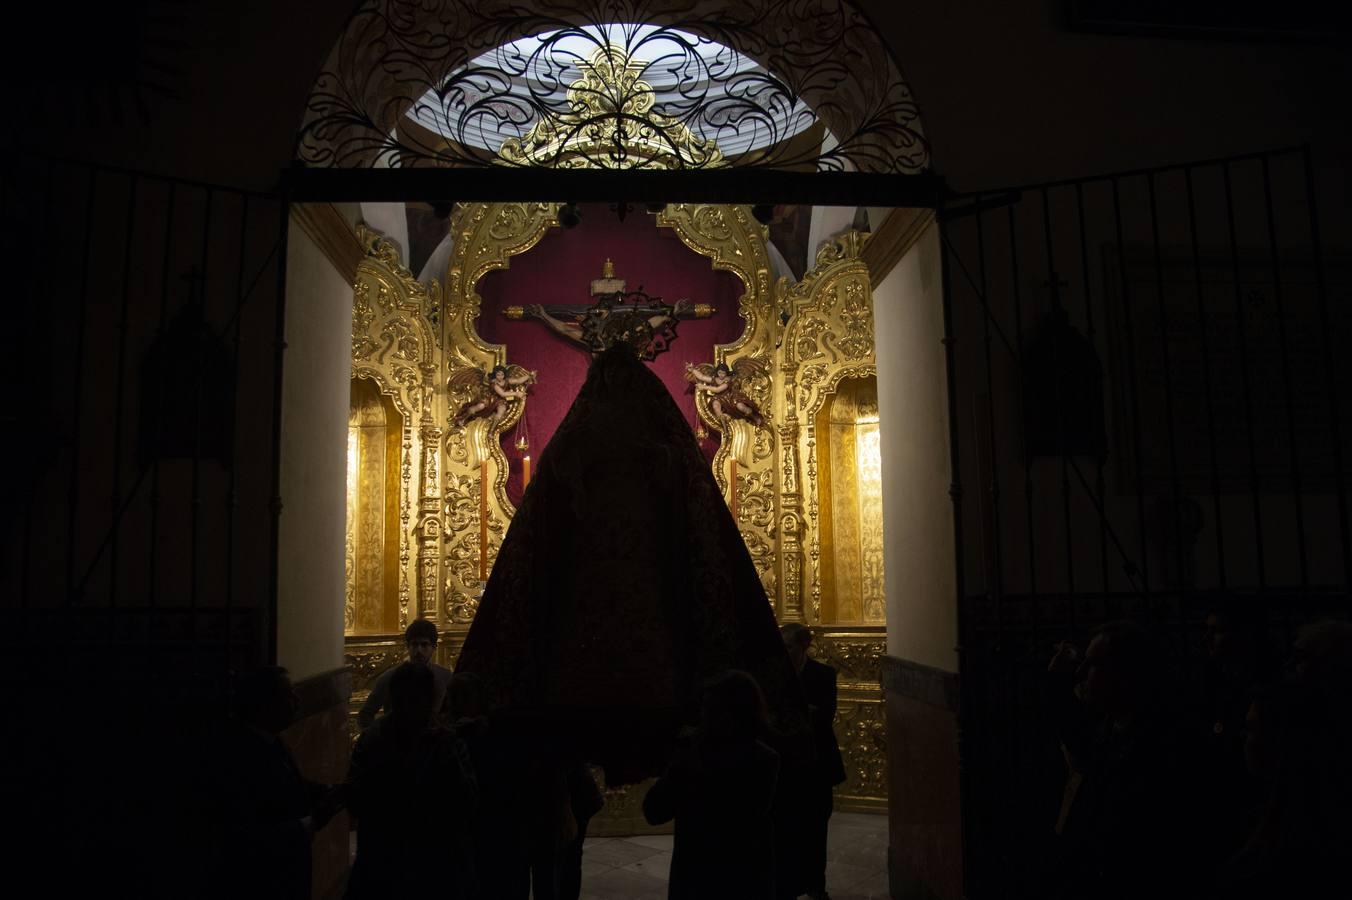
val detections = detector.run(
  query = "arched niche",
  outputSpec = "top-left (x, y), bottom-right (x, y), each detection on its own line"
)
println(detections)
top-left (346, 377), bottom-right (403, 635)
top-left (815, 374), bottom-right (886, 626)
top-left (441, 200), bottom-right (779, 622)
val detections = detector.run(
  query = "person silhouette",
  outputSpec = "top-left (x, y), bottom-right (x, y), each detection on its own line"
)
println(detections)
top-left (644, 670), bottom-right (781, 900)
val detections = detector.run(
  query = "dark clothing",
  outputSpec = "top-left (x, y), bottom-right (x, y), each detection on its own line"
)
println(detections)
top-left (774, 658), bottom-right (844, 897)
top-left (357, 662), bottom-right (454, 730)
top-left (455, 347), bottom-right (809, 784)
top-left (214, 725), bottom-right (322, 900)
top-left (802, 657), bottom-right (847, 787)
top-left (1048, 674), bottom-right (1192, 900)
top-left (462, 719), bottom-right (534, 900)
top-left (345, 717), bottom-right (477, 899)
top-left (527, 764), bottom-right (577, 900)
top-left (644, 738), bottom-right (781, 900)
top-left (557, 764), bottom-right (606, 900)
top-left (1194, 664), bottom-right (1262, 870)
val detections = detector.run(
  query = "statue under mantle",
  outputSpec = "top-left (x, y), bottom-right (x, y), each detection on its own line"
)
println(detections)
top-left (503, 259), bottom-right (716, 360)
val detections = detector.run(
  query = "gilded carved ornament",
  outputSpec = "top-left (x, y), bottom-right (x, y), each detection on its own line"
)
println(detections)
top-left (412, 206), bottom-right (886, 810)
top-left (351, 221), bottom-right (445, 631)
top-left (812, 630), bottom-right (888, 808)
top-left (441, 202), bottom-right (559, 624)
top-left (774, 230), bottom-right (876, 626)
top-left (497, 44), bottom-right (725, 171)
top-left (656, 204), bottom-right (782, 607)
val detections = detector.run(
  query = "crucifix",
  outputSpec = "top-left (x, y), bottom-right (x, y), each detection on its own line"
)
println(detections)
top-left (503, 259), bottom-right (716, 360)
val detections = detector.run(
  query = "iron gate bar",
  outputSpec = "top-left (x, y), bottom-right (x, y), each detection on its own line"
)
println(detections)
top-left (1110, 177), bottom-right (1152, 594)
top-left (213, 241), bottom-right (282, 341)
top-left (190, 189), bottom-right (214, 622)
top-left (939, 220), bottom-right (977, 900)
top-left (1006, 204), bottom-right (1040, 602)
top-left (1302, 147), bottom-right (1352, 599)
top-left (1183, 168), bottom-right (1228, 591)
top-left (20, 160), bottom-right (56, 611)
top-left (279, 168), bottom-right (949, 208)
top-left (9, 152), bottom-right (277, 199)
top-left (227, 194), bottom-right (251, 650)
top-left (1040, 186), bottom-right (1078, 608)
top-left (938, 232), bottom-right (1020, 359)
top-left (1064, 457), bottom-right (1143, 594)
top-left (1259, 157), bottom-right (1309, 594)
top-left (268, 192), bottom-right (291, 664)
top-left (974, 197), bottom-right (1006, 623)
top-left (147, 182), bottom-right (177, 610)
top-left (66, 169), bottom-right (98, 605)
top-left (1222, 164), bottom-right (1268, 590)
top-left (1146, 174), bottom-right (1189, 606)
top-left (941, 191), bottom-right (1023, 220)
top-left (110, 175), bottom-right (140, 610)
top-left (74, 467), bottom-right (154, 603)
top-left (71, 228), bottom-right (284, 604)
top-left (1074, 181), bottom-right (1114, 602)
top-left (948, 145), bottom-right (1311, 197)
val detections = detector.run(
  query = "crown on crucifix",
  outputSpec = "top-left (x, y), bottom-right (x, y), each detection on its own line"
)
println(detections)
top-left (590, 258), bottom-right (626, 296)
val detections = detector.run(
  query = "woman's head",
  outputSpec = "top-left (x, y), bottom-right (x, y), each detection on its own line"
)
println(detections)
top-left (700, 670), bottom-right (767, 743)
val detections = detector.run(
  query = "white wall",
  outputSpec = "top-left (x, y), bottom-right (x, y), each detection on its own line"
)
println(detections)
top-left (808, 205), bottom-right (859, 263)
top-left (418, 231), bottom-right (455, 286)
top-left (875, 223), bottom-right (958, 671)
top-left (276, 222), bottom-right (352, 679)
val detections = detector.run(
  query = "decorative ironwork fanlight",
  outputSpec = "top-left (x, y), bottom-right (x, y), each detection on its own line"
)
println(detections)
top-left (496, 43), bottom-right (726, 170)
top-left (297, 0), bottom-right (929, 173)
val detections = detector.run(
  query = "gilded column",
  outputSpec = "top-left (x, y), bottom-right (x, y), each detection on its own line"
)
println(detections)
top-left (778, 366), bottom-right (805, 622)
top-left (417, 366), bottom-right (442, 622)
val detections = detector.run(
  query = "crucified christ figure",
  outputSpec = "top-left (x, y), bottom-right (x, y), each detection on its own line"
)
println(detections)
top-left (505, 259), bottom-right (713, 359)
top-left (523, 290), bottom-right (698, 360)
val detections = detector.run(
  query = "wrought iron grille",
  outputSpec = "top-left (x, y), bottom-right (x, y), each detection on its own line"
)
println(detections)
top-left (2, 153), bottom-right (286, 705)
top-left (939, 147), bottom-right (1351, 898)
top-left (297, 0), bottom-right (929, 173)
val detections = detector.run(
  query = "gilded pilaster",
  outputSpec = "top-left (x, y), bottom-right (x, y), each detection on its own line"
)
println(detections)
top-left (658, 204), bottom-right (782, 610)
top-left (349, 223), bottom-right (443, 631)
top-left (441, 203), bottom-right (558, 625)
top-left (779, 231), bottom-right (878, 627)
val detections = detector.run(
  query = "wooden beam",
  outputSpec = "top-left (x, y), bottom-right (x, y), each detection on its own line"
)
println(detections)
top-left (282, 167), bottom-right (949, 209)
top-left (289, 202), bottom-right (365, 283)
top-left (861, 206), bottom-right (935, 287)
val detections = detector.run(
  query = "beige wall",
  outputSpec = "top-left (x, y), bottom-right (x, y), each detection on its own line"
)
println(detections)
top-left (276, 223), bottom-right (352, 679)
top-left (874, 222), bottom-right (958, 671)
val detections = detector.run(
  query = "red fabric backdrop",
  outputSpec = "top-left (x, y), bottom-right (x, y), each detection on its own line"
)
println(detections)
top-left (476, 204), bottom-right (745, 506)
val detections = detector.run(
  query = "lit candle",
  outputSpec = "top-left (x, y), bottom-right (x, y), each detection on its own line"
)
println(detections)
top-left (522, 455), bottom-right (532, 490)
top-left (479, 459), bottom-right (489, 583)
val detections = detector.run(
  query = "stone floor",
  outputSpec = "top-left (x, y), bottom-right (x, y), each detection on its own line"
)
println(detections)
top-left (579, 811), bottom-right (889, 900)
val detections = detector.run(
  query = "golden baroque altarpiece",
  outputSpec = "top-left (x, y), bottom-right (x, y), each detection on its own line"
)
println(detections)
top-left (343, 206), bottom-right (886, 811)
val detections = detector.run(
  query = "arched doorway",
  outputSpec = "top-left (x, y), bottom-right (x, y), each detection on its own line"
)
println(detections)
top-left (279, 1), bottom-right (959, 895)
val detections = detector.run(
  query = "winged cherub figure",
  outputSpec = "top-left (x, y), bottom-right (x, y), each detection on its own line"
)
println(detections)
top-left (448, 364), bottom-right (537, 428)
top-left (685, 356), bottom-right (770, 428)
